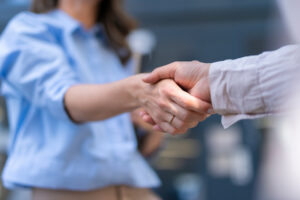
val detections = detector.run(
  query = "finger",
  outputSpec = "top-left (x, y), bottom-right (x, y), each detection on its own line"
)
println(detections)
top-left (156, 122), bottom-right (176, 135)
top-left (144, 100), bottom-right (176, 124)
top-left (142, 114), bottom-right (156, 125)
top-left (168, 102), bottom-right (207, 122)
top-left (153, 125), bottom-right (163, 132)
top-left (169, 88), bottom-right (212, 114)
top-left (151, 109), bottom-right (174, 124)
top-left (171, 117), bottom-right (199, 130)
top-left (143, 63), bottom-right (177, 84)
top-left (139, 110), bottom-right (147, 117)
top-left (161, 81), bottom-right (213, 114)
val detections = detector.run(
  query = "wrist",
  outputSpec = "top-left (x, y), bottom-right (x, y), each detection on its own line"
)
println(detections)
top-left (126, 74), bottom-right (149, 109)
top-left (191, 61), bottom-right (212, 103)
top-left (204, 63), bottom-right (211, 102)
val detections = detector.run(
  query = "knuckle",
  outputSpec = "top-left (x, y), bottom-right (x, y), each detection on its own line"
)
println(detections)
top-left (157, 100), bottom-right (168, 109)
top-left (181, 100), bottom-right (191, 109)
top-left (158, 123), bottom-right (167, 132)
top-left (152, 112), bottom-right (162, 121)
top-left (172, 61), bottom-right (181, 69)
top-left (176, 120), bottom-right (185, 129)
top-left (166, 126), bottom-right (176, 134)
top-left (160, 87), bottom-right (170, 96)
top-left (153, 68), bottom-right (160, 74)
top-left (180, 111), bottom-right (190, 121)
top-left (191, 60), bottom-right (200, 65)
top-left (166, 87), bottom-right (175, 96)
top-left (158, 121), bottom-right (164, 126)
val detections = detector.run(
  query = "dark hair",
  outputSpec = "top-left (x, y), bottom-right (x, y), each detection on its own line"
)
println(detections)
top-left (31, 0), bottom-right (137, 65)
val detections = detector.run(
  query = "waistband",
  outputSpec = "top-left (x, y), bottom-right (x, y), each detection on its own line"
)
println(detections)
top-left (32, 186), bottom-right (161, 200)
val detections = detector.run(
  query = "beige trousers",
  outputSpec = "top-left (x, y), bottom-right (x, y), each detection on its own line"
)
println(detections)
top-left (32, 186), bottom-right (162, 200)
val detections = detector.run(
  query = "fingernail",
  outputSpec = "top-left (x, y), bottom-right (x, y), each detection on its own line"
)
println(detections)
top-left (139, 111), bottom-right (144, 117)
top-left (143, 115), bottom-right (151, 122)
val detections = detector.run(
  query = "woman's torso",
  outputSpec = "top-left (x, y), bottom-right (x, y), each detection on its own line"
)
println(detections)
top-left (0, 10), bottom-right (160, 190)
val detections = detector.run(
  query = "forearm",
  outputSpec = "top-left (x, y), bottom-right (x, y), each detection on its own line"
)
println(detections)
top-left (65, 74), bottom-right (144, 122)
top-left (210, 45), bottom-right (300, 127)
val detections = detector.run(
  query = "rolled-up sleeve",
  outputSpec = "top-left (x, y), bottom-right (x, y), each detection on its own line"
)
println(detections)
top-left (0, 13), bottom-right (80, 121)
top-left (209, 45), bottom-right (300, 128)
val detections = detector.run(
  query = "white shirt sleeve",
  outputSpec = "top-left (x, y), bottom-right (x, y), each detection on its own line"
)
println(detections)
top-left (209, 45), bottom-right (300, 128)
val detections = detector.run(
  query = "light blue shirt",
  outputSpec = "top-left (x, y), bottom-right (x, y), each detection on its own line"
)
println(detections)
top-left (0, 10), bottom-right (160, 190)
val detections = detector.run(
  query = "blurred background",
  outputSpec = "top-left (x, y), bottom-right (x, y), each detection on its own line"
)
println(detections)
top-left (0, 0), bottom-right (292, 200)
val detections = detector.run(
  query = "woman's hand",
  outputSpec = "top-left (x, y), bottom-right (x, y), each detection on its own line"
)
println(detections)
top-left (131, 108), bottom-right (165, 157)
top-left (132, 76), bottom-right (212, 135)
top-left (131, 108), bottom-right (156, 133)
top-left (139, 109), bottom-right (211, 134)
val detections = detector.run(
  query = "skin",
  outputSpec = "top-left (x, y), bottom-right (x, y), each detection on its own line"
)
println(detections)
top-left (60, 0), bottom-right (211, 134)
top-left (131, 108), bottom-right (164, 156)
top-left (143, 61), bottom-right (212, 103)
top-left (59, 0), bottom-right (100, 29)
top-left (142, 61), bottom-right (213, 131)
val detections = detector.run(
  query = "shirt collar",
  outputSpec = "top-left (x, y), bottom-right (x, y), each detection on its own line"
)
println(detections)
top-left (50, 9), bottom-right (80, 33)
top-left (51, 9), bottom-right (104, 36)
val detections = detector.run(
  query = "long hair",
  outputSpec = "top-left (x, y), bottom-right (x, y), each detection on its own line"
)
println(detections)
top-left (31, 0), bottom-right (137, 65)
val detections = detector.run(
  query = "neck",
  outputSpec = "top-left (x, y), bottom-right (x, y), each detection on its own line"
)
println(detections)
top-left (59, 0), bottom-right (99, 29)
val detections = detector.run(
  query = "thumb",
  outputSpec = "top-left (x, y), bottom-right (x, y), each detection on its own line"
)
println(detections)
top-left (170, 85), bottom-right (213, 114)
top-left (143, 63), bottom-right (177, 84)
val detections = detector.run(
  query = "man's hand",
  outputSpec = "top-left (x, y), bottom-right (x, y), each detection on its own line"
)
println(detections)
top-left (139, 61), bottom-right (213, 133)
top-left (138, 78), bottom-right (211, 134)
top-left (143, 61), bottom-right (212, 110)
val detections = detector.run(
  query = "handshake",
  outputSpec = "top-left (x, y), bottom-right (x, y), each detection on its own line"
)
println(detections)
top-left (136, 60), bottom-right (213, 135)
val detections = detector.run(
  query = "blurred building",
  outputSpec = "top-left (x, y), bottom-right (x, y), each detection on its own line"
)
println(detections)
top-left (0, 0), bottom-right (291, 200)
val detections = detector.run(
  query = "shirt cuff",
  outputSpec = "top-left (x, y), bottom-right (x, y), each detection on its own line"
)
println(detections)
top-left (209, 46), bottom-right (299, 128)
top-left (221, 114), bottom-right (269, 129)
top-left (209, 60), bottom-right (265, 128)
top-left (46, 81), bottom-right (79, 122)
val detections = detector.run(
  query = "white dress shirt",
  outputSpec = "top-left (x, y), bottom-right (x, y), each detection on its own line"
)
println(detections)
top-left (209, 45), bottom-right (300, 128)
top-left (209, 45), bottom-right (300, 199)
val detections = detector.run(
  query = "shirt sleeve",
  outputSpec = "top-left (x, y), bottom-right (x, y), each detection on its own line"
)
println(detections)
top-left (0, 13), bottom-right (80, 121)
top-left (209, 45), bottom-right (300, 128)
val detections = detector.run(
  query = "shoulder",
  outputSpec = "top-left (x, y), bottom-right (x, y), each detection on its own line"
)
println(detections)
top-left (6, 11), bottom-right (51, 31)
top-left (1, 11), bottom-right (63, 43)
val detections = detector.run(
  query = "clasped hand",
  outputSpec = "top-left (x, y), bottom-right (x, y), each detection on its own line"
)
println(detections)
top-left (137, 61), bottom-right (213, 135)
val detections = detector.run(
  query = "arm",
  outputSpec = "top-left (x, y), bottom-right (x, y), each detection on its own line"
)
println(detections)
top-left (65, 77), bottom-right (210, 134)
top-left (143, 45), bottom-right (300, 128)
top-left (64, 75), bottom-right (143, 122)
top-left (210, 45), bottom-right (299, 127)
